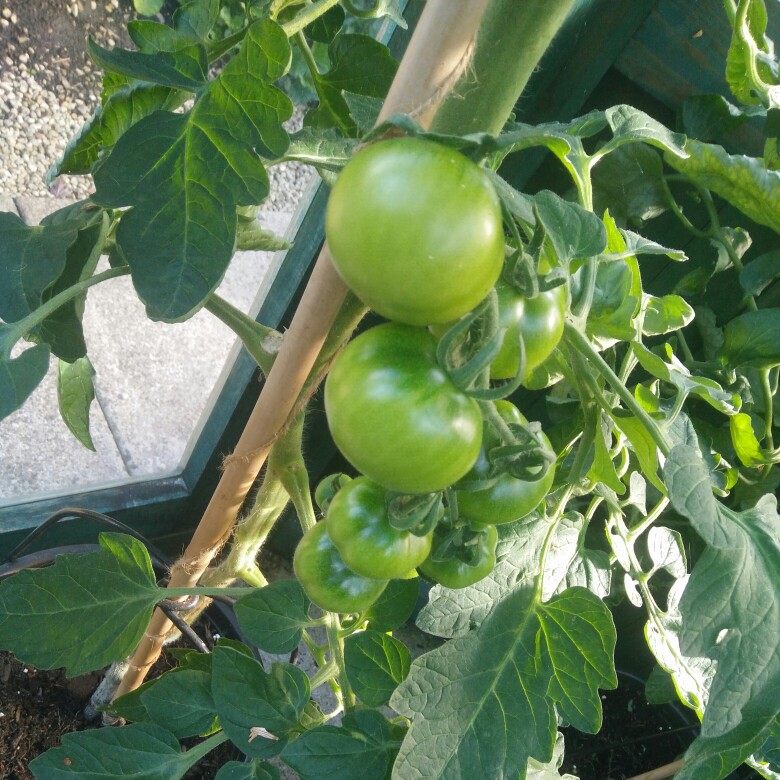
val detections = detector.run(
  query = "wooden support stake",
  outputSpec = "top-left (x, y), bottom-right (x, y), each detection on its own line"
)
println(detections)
top-left (113, 0), bottom-right (493, 699)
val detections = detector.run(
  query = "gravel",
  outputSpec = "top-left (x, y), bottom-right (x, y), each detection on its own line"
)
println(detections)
top-left (0, 1), bottom-right (312, 210)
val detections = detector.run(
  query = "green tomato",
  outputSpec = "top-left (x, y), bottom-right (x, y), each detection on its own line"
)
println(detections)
top-left (491, 280), bottom-right (566, 380)
top-left (418, 525), bottom-right (498, 589)
top-left (325, 137), bottom-right (505, 326)
top-left (456, 401), bottom-right (555, 525)
top-left (293, 522), bottom-right (388, 614)
top-left (325, 322), bottom-right (483, 494)
top-left (326, 477), bottom-right (433, 580)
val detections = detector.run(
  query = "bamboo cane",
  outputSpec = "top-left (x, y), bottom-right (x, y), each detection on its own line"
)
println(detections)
top-left (112, 0), bottom-right (494, 699)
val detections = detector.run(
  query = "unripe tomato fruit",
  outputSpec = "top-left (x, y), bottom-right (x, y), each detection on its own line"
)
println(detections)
top-left (491, 280), bottom-right (566, 381)
top-left (456, 401), bottom-right (555, 525)
top-left (325, 137), bottom-right (505, 326)
top-left (325, 322), bottom-right (482, 494)
top-left (418, 525), bottom-right (498, 589)
top-left (326, 477), bottom-right (433, 580)
top-left (293, 522), bottom-right (388, 614)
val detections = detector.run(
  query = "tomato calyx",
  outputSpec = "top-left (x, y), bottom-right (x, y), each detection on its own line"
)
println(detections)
top-left (435, 290), bottom-right (527, 401)
top-left (385, 490), bottom-right (443, 537)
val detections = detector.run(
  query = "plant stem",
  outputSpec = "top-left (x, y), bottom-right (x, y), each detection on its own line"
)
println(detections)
top-left (326, 612), bottom-right (355, 710)
top-left (760, 367), bottom-right (775, 447)
top-left (626, 759), bottom-right (685, 780)
top-left (533, 485), bottom-right (575, 602)
top-left (182, 730), bottom-right (231, 768)
top-left (7, 266), bottom-right (129, 345)
top-left (564, 323), bottom-right (673, 458)
top-left (282, 0), bottom-right (342, 38)
top-left (309, 658), bottom-right (338, 690)
top-left (628, 496), bottom-right (670, 541)
top-left (204, 294), bottom-right (280, 375)
top-left (274, 412), bottom-right (318, 533)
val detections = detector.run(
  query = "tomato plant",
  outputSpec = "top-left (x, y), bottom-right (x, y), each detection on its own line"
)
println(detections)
top-left (325, 136), bottom-right (505, 326)
top-left (326, 476), bottom-right (433, 579)
top-left (325, 322), bottom-right (483, 494)
top-left (293, 521), bottom-right (388, 614)
top-left (0, 1), bottom-right (779, 779)
top-left (457, 401), bottom-right (556, 525)
top-left (418, 524), bottom-right (498, 589)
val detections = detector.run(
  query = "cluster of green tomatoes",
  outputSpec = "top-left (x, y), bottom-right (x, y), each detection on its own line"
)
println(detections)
top-left (293, 137), bottom-right (565, 614)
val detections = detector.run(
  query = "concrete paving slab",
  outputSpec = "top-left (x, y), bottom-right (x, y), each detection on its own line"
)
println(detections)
top-left (13, 195), bottom-right (76, 225)
top-left (0, 346), bottom-right (129, 500)
top-left (0, 195), bottom-right (18, 214)
top-left (82, 210), bottom-right (294, 476)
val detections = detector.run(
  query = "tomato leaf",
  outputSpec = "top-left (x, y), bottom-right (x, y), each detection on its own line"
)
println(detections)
top-left (139, 669), bottom-right (216, 738)
top-left (92, 20), bottom-right (292, 321)
top-left (641, 294), bottom-right (694, 336)
top-left (305, 33), bottom-right (397, 135)
top-left (363, 577), bottom-right (419, 632)
top-left (344, 630), bottom-right (411, 707)
top-left (234, 579), bottom-right (312, 654)
top-left (175, 0), bottom-right (220, 40)
top-left (417, 516), bottom-right (610, 640)
top-left (681, 94), bottom-right (752, 142)
top-left (730, 412), bottom-right (772, 467)
top-left (0, 533), bottom-right (161, 676)
top-left (280, 709), bottom-right (400, 780)
top-left (57, 356), bottom-right (97, 450)
top-left (722, 308), bottom-right (780, 368)
top-left (533, 190), bottom-right (607, 265)
top-left (739, 249), bottom-right (780, 296)
top-left (215, 761), bottom-right (281, 780)
top-left (28, 723), bottom-right (214, 780)
top-left (87, 37), bottom-right (208, 91)
top-left (664, 445), bottom-right (780, 779)
top-left (391, 586), bottom-right (616, 777)
top-left (666, 140), bottom-right (780, 235)
top-left (0, 331), bottom-right (50, 422)
top-left (211, 646), bottom-right (309, 757)
top-left (601, 104), bottom-right (688, 157)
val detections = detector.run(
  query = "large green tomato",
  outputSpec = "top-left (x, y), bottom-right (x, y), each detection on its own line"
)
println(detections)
top-left (456, 401), bottom-right (555, 525)
top-left (418, 525), bottom-right (498, 589)
top-left (325, 323), bottom-right (483, 494)
top-left (326, 477), bottom-right (433, 580)
top-left (325, 137), bottom-right (505, 326)
top-left (293, 522), bottom-right (388, 614)
top-left (491, 280), bottom-right (566, 380)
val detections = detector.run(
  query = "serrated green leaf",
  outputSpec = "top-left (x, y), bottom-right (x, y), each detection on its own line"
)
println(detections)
top-left (666, 140), bottom-right (780, 235)
top-left (88, 37), bottom-right (208, 91)
top-left (664, 445), bottom-right (780, 779)
top-left (0, 211), bottom-right (82, 323)
top-left (587, 411), bottom-right (625, 495)
top-left (215, 761), bottom-right (281, 780)
top-left (725, 0), bottom-right (776, 107)
top-left (363, 577), bottom-right (419, 632)
top-left (282, 127), bottom-right (357, 175)
top-left (175, 0), bottom-right (219, 39)
top-left (29, 723), bottom-right (216, 779)
top-left (139, 668), bottom-right (216, 738)
top-left (0, 533), bottom-right (161, 675)
top-left (642, 294), bottom-right (694, 336)
top-left (592, 143), bottom-right (668, 224)
top-left (526, 732), bottom-right (577, 779)
top-left (722, 308), bottom-right (780, 369)
top-left (308, 5), bottom-right (345, 43)
top-left (235, 218), bottom-right (292, 252)
top-left (392, 586), bottom-right (616, 778)
top-left (306, 33), bottom-right (397, 135)
top-left (211, 647), bottom-right (309, 757)
top-left (0, 333), bottom-right (50, 422)
top-left (92, 20), bottom-right (292, 321)
top-left (343, 92), bottom-right (384, 134)
top-left (234, 579), bottom-right (312, 654)
top-left (584, 259), bottom-right (639, 342)
top-left (344, 630), bottom-right (410, 707)
top-left (48, 83), bottom-right (181, 180)
top-left (740, 250), bottom-right (780, 296)
top-left (539, 588), bottom-right (618, 733)
top-left (127, 20), bottom-right (198, 53)
top-left (645, 664), bottom-right (679, 705)
top-left (281, 709), bottom-right (399, 780)
top-left (134, 0), bottom-right (164, 16)
top-left (609, 409), bottom-right (666, 494)
top-left (57, 356), bottom-right (96, 450)
top-left (533, 190), bottom-right (607, 266)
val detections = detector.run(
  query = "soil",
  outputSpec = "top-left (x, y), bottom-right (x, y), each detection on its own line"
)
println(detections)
top-left (0, 639), bottom-right (241, 780)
